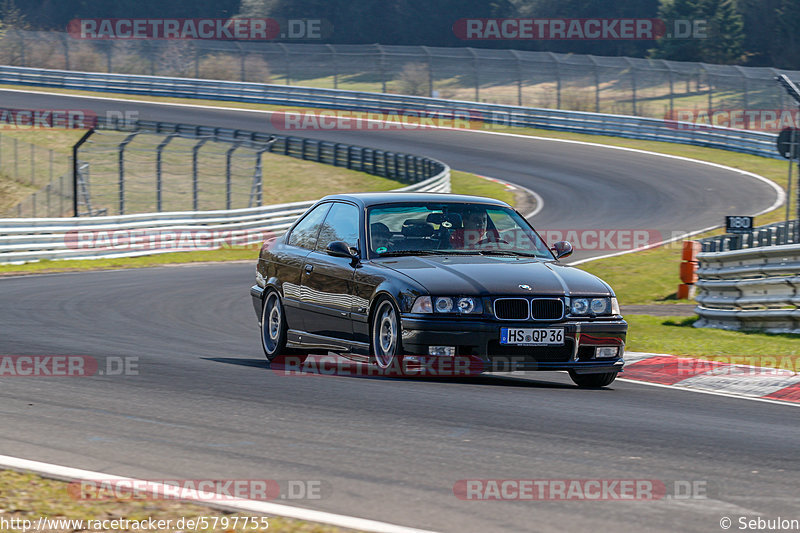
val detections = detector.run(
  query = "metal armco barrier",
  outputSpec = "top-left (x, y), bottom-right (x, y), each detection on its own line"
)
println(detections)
top-left (0, 168), bottom-right (450, 264)
top-left (694, 244), bottom-right (800, 333)
top-left (699, 220), bottom-right (800, 252)
top-left (0, 65), bottom-right (783, 159)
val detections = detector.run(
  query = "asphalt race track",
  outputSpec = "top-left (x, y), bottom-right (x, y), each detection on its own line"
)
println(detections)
top-left (1, 89), bottom-right (796, 532)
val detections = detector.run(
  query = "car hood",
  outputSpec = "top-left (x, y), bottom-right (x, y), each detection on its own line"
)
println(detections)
top-left (375, 255), bottom-right (612, 296)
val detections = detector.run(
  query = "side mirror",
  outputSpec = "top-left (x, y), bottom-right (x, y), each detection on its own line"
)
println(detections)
top-left (327, 241), bottom-right (359, 260)
top-left (551, 240), bottom-right (573, 259)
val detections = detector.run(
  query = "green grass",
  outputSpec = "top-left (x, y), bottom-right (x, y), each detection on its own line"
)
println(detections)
top-left (450, 170), bottom-right (515, 206)
top-left (0, 469), bottom-right (347, 532)
top-left (626, 315), bottom-right (800, 359)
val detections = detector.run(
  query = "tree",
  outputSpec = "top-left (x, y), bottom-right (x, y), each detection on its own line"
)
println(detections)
top-left (773, 0), bottom-right (800, 69)
top-left (651, 0), bottom-right (745, 64)
top-left (702, 0), bottom-right (745, 64)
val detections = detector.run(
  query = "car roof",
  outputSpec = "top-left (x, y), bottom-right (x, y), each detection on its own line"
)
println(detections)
top-left (318, 192), bottom-right (511, 208)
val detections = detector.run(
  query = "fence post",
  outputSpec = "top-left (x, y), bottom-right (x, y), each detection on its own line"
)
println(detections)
top-left (71, 128), bottom-right (94, 216)
top-left (279, 43), bottom-right (290, 85)
top-left (378, 44), bottom-right (386, 93)
top-left (423, 46), bottom-right (434, 97)
top-left (61, 33), bottom-right (70, 70)
top-left (155, 133), bottom-right (177, 212)
top-left (548, 52), bottom-right (561, 109)
top-left (327, 44), bottom-right (338, 89)
top-left (225, 144), bottom-right (238, 210)
top-left (468, 48), bottom-right (479, 102)
top-left (117, 132), bottom-right (139, 215)
top-left (192, 138), bottom-right (208, 211)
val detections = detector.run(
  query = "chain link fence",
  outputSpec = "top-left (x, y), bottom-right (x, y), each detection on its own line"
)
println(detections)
top-left (72, 129), bottom-right (275, 216)
top-left (1, 119), bottom-right (447, 218)
top-left (0, 133), bottom-right (70, 217)
top-left (2, 29), bottom-right (800, 118)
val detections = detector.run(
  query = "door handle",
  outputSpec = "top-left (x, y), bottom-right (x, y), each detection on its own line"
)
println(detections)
top-left (305, 264), bottom-right (314, 273)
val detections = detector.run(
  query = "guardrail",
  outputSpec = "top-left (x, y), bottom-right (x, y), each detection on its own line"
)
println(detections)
top-left (694, 244), bottom-right (800, 333)
top-left (0, 167), bottom-right (450, 264)
top-left (698, 220), bottom-right (800, 252)
top-left (0, 65), bottom-right (782, 160)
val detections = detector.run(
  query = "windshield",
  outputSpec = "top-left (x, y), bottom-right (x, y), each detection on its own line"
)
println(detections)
top-left (367, 202), bottom-right (554, 259)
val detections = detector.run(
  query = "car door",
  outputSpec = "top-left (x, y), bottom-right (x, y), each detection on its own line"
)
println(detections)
top-left (276, 202), bottom-right (332, 332)
top-left (299, 202), bottom-right (362, 341)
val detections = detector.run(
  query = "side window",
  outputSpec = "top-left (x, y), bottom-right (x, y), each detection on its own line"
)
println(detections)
top-left (315, 203), bottom-right (361, 252)
top-left (287, 203), bottom-right (331, 250)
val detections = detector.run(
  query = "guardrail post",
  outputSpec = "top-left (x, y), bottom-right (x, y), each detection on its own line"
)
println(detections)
top-left (71, 128), bottom-right (95, 217)
top-left (192, 138), bottom-right (208, 211)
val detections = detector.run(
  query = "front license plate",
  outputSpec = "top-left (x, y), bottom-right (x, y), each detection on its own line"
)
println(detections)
top-left (500, 327), bottom-right (564, 346)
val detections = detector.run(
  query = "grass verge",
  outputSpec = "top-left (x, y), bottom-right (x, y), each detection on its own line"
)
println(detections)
top-left (625, 315), bottom-right (800, 360)
top-left (0, 469), bottom-right (346, 532)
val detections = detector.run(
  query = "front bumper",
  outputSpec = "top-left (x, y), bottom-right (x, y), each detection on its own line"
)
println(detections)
top-left (400, 315), bottom-right (627, 373)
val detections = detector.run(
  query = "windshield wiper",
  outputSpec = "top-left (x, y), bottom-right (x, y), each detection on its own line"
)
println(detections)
top-left (375, 250), bottom-right (456, 257)
top-left (476, 250), bottom-right (541, 257)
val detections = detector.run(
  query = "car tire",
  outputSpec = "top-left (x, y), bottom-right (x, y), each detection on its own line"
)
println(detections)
top-left (261, 289), bottom-right (290, 362)
top-left (370, 297), bottom-right (402, 369)
top-left (568, 370), bottom-right (618, 388)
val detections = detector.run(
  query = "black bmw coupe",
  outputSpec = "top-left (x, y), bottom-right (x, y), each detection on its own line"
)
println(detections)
top-left (251, 192), bottom-right (627, 387)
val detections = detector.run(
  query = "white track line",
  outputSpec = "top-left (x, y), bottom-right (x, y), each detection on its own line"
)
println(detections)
top-left (616, 378), bottom-right (800, 408)
top-left (0, 455), bottom-right (436, 533)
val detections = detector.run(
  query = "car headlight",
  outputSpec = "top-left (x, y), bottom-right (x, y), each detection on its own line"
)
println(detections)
top-left (456, 297), bottom-right (476, 314)
top-left (411, 296), bottom-right (433, 313)
top-left (590, 298), bottom-right (609, 314)
top-left (410, 296), bottom-right (481, 314)
top-left (571, 298), bottom-right (589, 315)
top-left (435, 297), bottom-right (454, 313)
top-left (570, 297), bottom-right (614, 316)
